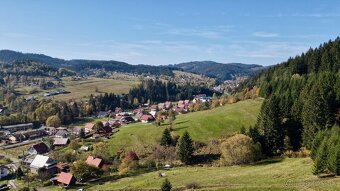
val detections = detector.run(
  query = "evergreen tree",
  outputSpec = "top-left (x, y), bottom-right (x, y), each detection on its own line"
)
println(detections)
top-left (178, 131), bottom-right (194, 164)
top-left (79, 128), bottom-right (86, 139)
top-left (16, 166), bottom-right (24, 179)
top-left (161, 178), bottom-right (172, 191)
top-left (256, 96), bottom-right (284, 156)
top-left (160, 128), bottom-right (172, 146)
top-left (302, 85), bottom-right (330, 148)
top-left (313, 137), bottom-right (328, 175)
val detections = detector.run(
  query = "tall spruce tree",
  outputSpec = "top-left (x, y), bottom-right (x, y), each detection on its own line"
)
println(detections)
top-left (256, 95), bottom-right (284, 156)
top-left (160, 128), bottom-right (172, 146)
top-left (178, 131), bottom-right (194, 164)
top-left (301, 85), bottom-right (330, 148)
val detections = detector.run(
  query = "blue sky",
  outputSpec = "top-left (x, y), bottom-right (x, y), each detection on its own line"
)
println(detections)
top-left (0, 0), bottom-right (340, 66)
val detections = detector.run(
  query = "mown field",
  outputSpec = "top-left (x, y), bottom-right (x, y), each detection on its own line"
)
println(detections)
top-left (89, 158), bottom-right (340, 191)
top-left (16, 77), bottom-right (140, 101)
top-left (107, 99), bottom-right (263, 154)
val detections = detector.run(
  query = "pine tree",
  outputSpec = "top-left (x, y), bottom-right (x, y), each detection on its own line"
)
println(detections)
top-left (313, 137), bottom-right (328, 175)
top-left (178, 131), bottom-right (194, 164)
top-left (326, 127), bottom-right (340, 175)
top-left (160, 128), bottom-right (172, 146)
top-left (256, 96), bottom-right (284, 156)
top-left (161, 178), bottom-right (172, 191)
top-left (302, 85), bottom-right (330, 148)
top-left (79, 128), bottom-right (86, 139)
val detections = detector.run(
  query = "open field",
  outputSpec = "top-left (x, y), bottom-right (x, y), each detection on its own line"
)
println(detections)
top-left (16, 77), bottom-right (140, 101)
top-left (173, 98), bottom-right (263, 142)
top-left (89, 158), bottom-right (340, 191)
top-left (106, 99), bottom-right (263, 153)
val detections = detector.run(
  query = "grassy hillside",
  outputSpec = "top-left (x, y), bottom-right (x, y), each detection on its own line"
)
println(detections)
top-left (107, 99), bottom-right (263, 153)
top-left (173, 98), bottom-right (263, 142)
top-left (16, 77), bottom-right (140, 101)
top-left (89, 158), bottom-right (340, 191)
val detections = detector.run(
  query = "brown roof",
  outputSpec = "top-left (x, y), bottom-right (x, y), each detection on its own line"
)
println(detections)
top-left (57, 172), bottom-right (74, 185)
top-left (86, 156), bottom-right (103, 168)
top-left (84, 123), bottom-right (95, 130)
top-left (31, 142), bottom-right (49, 154)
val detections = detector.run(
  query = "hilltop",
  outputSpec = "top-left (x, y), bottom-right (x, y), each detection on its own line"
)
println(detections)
top-left (174, 61), bottom-right (263, 81)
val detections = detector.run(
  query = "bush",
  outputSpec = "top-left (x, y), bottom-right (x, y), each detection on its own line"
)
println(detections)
top-left (185, 182), bottom-right (200, 189)
top-left (220, 134), bottom-right (262, 166)
top-left (161, 178), bottom-right (172, 191)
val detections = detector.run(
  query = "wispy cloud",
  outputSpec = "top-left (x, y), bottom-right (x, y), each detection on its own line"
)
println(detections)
top-left (166, 25), bottom-right (234, 39)
top-left (253, 32), bottom-right (279, 38)
top-left (266, 13), bottom-right (340, 18)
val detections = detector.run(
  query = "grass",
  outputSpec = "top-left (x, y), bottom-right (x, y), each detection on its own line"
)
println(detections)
top-left (16, 77), bottom-right (140, 101)
top-left (88, 158), bottom-right (340, 191)
top-left (106, 99), bottom-right (263, 154)
top-left (172, 98), bottom-right (263, 142)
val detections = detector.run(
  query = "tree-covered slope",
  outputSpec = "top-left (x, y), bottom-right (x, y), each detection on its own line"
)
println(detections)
top-left (243, 38), bottom-right (340, 175)
top-left (174, 61), bottom-right (263, 81)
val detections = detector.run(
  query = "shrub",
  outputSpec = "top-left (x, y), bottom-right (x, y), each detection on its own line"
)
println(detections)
top-left (161, 178), bottom-right (172, 191)
top-left (185, 182), bottom-right (200, 189)
top-left (220, 134), bottom-right (262, 166)
top-left (118, 151), bottom-right (139, 175)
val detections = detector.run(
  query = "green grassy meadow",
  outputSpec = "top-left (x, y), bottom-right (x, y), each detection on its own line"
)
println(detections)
top-left (89, 158), bottom-right (340, 191)
top-left (106, 98), bottom-right (263, 153)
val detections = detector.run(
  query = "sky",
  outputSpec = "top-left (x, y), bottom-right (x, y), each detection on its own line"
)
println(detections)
top-left (0, 0), bottom-right (340, 66)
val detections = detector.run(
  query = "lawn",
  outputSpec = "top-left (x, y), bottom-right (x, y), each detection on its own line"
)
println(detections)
top-left (106, 99), bottom-right (263, 154)
top-left (89, 158), bottom-right (340, 191)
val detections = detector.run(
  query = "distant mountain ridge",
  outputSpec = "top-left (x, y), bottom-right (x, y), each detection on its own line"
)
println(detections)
top-left (0, 50), bottom-right (263, 79)
top-left (174, 61), bottom-right (263, 80)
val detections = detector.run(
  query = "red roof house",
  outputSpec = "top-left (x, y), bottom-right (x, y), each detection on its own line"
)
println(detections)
top-left (140, 114), bottom-right (155, 123)
top-left (84, 123), bottom-right (95, 133)
top-left (56, 172), bottom-right (76, 187)
top-left (85, 156), bottom-right (103, 168)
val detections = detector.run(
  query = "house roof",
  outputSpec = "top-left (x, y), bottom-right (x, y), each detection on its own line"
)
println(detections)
top-left (86, 156), bottom-right (103, 168)
top-left (55, 130), bottom-right (68, 137)
top-left (84, 123), bottom-right (95, 129)
top-left (140, 114), bottom-right (153, 121)
top-left (31, 142), bottom-right (49, 154)
top-left (30, 155), bottom-right (54, 168)
top-left (57, 172), bottom-right (74, 185)
top-left (53, 138), bottom-right (69, 145)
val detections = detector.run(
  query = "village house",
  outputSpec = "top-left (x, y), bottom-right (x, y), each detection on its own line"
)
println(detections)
top-left (55, 129), bottom-right (69, 138)
top-left (53, 137), bottom-right (69, 146)
top-left (134, 112), bottom-right (144, 121)
top-left (85, 156), bottom-right (103, 168)
top-left (30, 155), bottom-right (57, 177)
top-left (1, 123), bottom-right (33, 133)
top-left (140, 114), bottom-right (155, 123)
top-left (165, 101), bottom-right (172, 109)
top-left (72, 127), bottom-right (84, 137)
top-left (97, 111), bottom-right (108, 118)
top-left (23, 129), bottom-right (48, 140)
top-left (27, 142), bottom-right (49, 155)
top-left (55, 172), bottom-right (76, 187)
top-left (8, 134), bottom-right (26, 144)
top-left (84, 123), bottom-right (95, 133)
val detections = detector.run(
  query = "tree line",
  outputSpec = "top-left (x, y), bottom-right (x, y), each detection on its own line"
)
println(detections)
top-left (243, 38), bottom-right (340, 175)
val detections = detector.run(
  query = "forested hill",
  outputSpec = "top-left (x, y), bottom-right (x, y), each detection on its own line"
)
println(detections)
top-left (242, 38), bottom-right (340, 175)
top-left (174, 61), bottom-right (263, 81)
top-left (0, 50), bottom-right (263, 79)
top-left (0, 50), bottom-right (175, 76)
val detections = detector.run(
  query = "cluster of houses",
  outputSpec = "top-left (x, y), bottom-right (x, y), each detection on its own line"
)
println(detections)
top-left (24, 153), bottom-right (104, 187)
